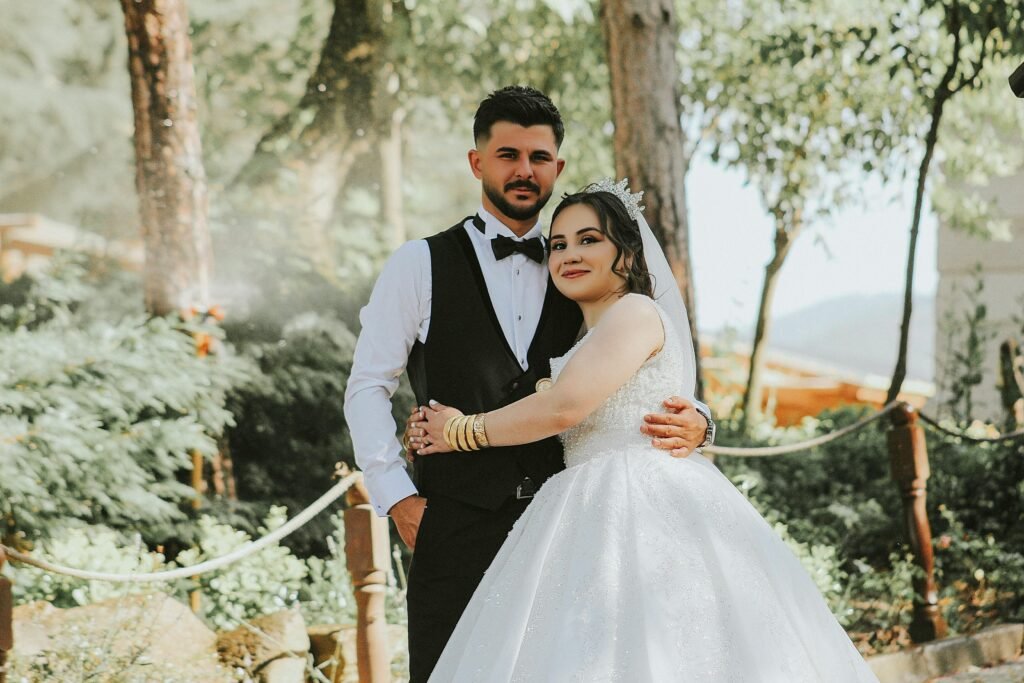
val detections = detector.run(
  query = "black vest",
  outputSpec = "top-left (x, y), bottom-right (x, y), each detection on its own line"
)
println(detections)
top-left (407, 218), bottom-right (583, 510)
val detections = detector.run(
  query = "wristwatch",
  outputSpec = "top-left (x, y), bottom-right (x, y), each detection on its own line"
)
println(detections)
top-left (695, 405), bottom-right (716, 449)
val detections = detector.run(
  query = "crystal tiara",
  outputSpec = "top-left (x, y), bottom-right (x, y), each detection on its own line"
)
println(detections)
top-left (584, 178), bottom-right (645, 221)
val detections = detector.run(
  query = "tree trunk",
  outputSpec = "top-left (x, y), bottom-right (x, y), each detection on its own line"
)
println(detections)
top-left (887, 4), bottom-right (965, 405)
top-left (378, 105), bottom-right (406, 249)
top-left (741, 219), bottom-right (801, 428)
top-left (231, 0), bottom-right (382, 274)
top-left (600, 0), bottom-right (703, 398)
top-left (121, 0), bottom-right (212, 317)
top-left (376, 20), bottom-right (407, 251)
top-left (886, 90), bottom-right (953, 405)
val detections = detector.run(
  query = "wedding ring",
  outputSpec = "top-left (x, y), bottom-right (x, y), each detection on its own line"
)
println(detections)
top-left (402, 433), bottom-right (413, 450)
top-left (535, 378), bottom-right (553, 392)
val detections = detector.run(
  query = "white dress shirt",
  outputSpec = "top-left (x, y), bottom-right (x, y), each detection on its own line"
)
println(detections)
top-left (344, 207), bottom-right (550, 516)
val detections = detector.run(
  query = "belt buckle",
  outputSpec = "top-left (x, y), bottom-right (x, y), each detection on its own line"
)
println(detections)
top-left (516, 477), bottom-right (536, 500)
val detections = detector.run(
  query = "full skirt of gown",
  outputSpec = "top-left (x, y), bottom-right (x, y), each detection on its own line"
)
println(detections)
top-left (429, 298), bottom-right (879, 682)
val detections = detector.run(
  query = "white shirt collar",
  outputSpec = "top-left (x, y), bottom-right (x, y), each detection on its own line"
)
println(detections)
top-left (476, 205), bottom-right (545, 241)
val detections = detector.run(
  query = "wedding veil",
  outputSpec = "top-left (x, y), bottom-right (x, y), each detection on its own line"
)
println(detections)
top-left (638, 213), bottom-right (697, 399)
top-left (585, 179), bottom-right (697, 399)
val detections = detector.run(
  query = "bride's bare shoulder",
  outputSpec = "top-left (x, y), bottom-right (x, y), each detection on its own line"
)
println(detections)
top-left (600, 294), bottom-right (663, 338)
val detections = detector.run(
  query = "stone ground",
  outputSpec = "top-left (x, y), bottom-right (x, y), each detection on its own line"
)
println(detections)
top-left (933, 660), bottom-right (1024, 682)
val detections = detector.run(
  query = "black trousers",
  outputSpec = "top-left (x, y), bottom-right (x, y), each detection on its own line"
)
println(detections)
top-left (406, 493), bottom-right (532, 683)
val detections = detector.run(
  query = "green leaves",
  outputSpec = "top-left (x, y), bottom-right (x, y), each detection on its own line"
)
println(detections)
top-left (0, 262), bottom-right (255, 545)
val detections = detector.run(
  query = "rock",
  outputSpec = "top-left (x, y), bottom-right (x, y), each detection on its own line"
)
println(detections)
top-left (217, 608), bottom-right (310, 680)
top-left (260, 655), bottom-right (307, 682)
top-left (869, 624), bottom-right (1024, 683)
top-left (318, 622), bottom-right (408, 683)
top-left (11, 601), bottom-right (56, 657)
top-left (10, 592), bottom-right (229, 682)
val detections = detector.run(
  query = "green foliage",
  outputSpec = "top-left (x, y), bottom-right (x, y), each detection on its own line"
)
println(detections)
top-left (5, 507), bottom-right (364, 634)
top-left (0, 259), bottom-right (255, 547)
top-left (224, 312), bottom-right (356, 554)
top-left (224, 308), bottom-right (416, 556)
top-left (177, 507), bottom-right (310, 631)
top-left (8, 525), bottom-right (168, 608)
top-left (299, 512), bottom-right (357, 626)
top-left (681, 0), bottom-right (902, 226)
top-left (718, 403), bottom-right (1024, 651)
top-left (936, 507), bottom-right (1024, 628)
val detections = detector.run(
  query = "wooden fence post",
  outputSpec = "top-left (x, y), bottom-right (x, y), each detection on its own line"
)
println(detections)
top-left (0, 546), bottom-right (13, 683)
top-left (999, 339), bottom-right (1024, 431)
top-left (888, 402), bottom-right (948, 643)
top-left (344, 479), bottom-right (391, 682)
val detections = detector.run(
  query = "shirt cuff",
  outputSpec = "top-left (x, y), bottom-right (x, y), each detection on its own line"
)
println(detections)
top-left (693, 399), bottom-right (712, 421)
top-left (367, 466), bottom-right (419, 517)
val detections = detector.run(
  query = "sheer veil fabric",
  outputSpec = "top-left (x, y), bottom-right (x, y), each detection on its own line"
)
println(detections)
top-left (638, 210), bottom-right (697, 398)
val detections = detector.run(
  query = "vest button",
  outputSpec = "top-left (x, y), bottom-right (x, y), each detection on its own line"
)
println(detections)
top-left (511, 381), bottom-right (519, 390)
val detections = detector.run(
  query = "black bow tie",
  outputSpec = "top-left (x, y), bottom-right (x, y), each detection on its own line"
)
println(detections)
top-left (491, 234), bottom-right (545, 263)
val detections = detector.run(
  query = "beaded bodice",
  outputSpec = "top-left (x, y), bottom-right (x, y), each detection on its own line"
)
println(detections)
top-left (549, 297), bottom-right (692, 469)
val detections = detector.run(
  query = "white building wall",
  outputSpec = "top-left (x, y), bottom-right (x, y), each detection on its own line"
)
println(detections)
top-left (935, 172), bottom-right (1024, 421)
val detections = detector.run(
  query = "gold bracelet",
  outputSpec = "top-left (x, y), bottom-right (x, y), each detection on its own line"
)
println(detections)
top-left (466, 413), bottom-right (481, 450)
top-left (473, 413), bottom-right (490, 448)
top-left (458, 417), bottom-right (473, 448)
top-left (453, 416), bottom-right (469, 451)
top-left (443, 415), bottom-right (459, 451)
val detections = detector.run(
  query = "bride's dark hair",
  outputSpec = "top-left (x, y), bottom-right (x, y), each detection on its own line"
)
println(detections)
top-left (550, 189), bottom-right (654, 298)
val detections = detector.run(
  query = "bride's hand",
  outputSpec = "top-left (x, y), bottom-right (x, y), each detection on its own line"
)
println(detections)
top-left (416, 400), bottom-right (464, 455)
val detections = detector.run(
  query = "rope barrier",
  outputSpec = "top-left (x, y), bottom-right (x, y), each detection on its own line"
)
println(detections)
top-left (916, 412), bottom-right (1024, 444)
top-left (4, 403), bottom-right (1020, 584)
top-left (703, 401), bottom-right (902, 457)
top-left (0, 472), bottom-right (361, 583)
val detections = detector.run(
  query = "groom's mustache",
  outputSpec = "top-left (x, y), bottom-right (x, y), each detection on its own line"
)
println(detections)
top-left (505, 180), bottom-right (541, 194)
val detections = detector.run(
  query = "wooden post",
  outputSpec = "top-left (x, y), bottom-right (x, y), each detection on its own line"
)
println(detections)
top-left (998, 339), bottom-right (1024, 431)
top-left (344, 479), bottom-right (391, 682)
top-left (888, 403), bottom-right (948, 643)
top-left (0, 546), bottom-right (13, 683)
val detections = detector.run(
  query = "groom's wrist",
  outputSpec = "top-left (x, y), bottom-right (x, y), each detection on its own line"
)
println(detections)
top-left (694, 404), bottom-right (715, 448)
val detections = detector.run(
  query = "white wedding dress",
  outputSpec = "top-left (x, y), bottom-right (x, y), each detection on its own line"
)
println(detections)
top-left (429, 299), bottom-right (879, 682)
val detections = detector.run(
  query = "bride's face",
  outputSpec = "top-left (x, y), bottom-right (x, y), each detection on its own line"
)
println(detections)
top-left (548, 204), bottom-right (623, 303)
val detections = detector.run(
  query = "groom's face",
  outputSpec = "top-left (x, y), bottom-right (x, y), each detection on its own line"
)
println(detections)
top-left (469, 122), bottom-right (565, 226)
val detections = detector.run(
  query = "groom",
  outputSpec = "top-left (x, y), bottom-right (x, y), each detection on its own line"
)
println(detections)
top-left (344, 85), bottom-right (712, 682)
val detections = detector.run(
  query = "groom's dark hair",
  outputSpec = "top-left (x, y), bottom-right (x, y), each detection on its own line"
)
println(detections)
top-left (473, 86), bottom-right (564, 147)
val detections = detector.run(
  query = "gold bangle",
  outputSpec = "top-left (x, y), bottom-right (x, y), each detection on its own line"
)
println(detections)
top-left (444, 416), bottom-right (459, 450)
top-left (466, 413), bottom-right (481, 450)
top-left (473, 413), bottom-right (490, 448)
top-left (454, 416), bottom-right (470, 451)
top-left (460, 415), bottom-right (476, 451)
top-left (458, 413), bottom-right (473, 450)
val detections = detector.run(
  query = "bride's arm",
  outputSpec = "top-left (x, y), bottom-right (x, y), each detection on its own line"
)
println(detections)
top-left (418, 296), bottom-right (664, 453)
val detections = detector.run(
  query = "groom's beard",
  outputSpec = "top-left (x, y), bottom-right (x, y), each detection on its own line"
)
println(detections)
top-left (484, 179), bottom-right (553, 221)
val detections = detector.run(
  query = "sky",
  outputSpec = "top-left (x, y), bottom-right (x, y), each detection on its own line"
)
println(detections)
top-left (686, 156), bottom-right (938, 334)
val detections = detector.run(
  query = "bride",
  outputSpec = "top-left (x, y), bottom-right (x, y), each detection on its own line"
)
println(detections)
top-left (415, 180), bottom-right (879, 682)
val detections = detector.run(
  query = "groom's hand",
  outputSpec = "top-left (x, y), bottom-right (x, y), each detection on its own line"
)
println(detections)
top-left (403, 405), bottom-right (426, 463)
top-left (641, 396), bottom-right (707, 458)
top-left (390, 494), bottom-right (427, 550)
top-left (416, 400), bottom-right (462, 455)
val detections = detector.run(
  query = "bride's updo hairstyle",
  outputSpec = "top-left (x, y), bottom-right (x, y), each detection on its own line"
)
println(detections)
top-left (550, 189), bottom-right (654, 298)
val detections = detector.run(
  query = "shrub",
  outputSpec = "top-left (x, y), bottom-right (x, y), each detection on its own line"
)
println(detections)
top-left (716, 403), bottom-right (1024, 651)
top-left (0, 259), bottom-right (255, 549)
top-left (223, 310), bottom-right (416, 556)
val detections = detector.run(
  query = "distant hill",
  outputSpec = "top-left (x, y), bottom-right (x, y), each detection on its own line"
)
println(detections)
top-left (747, 293), bottom-right (936, 382)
